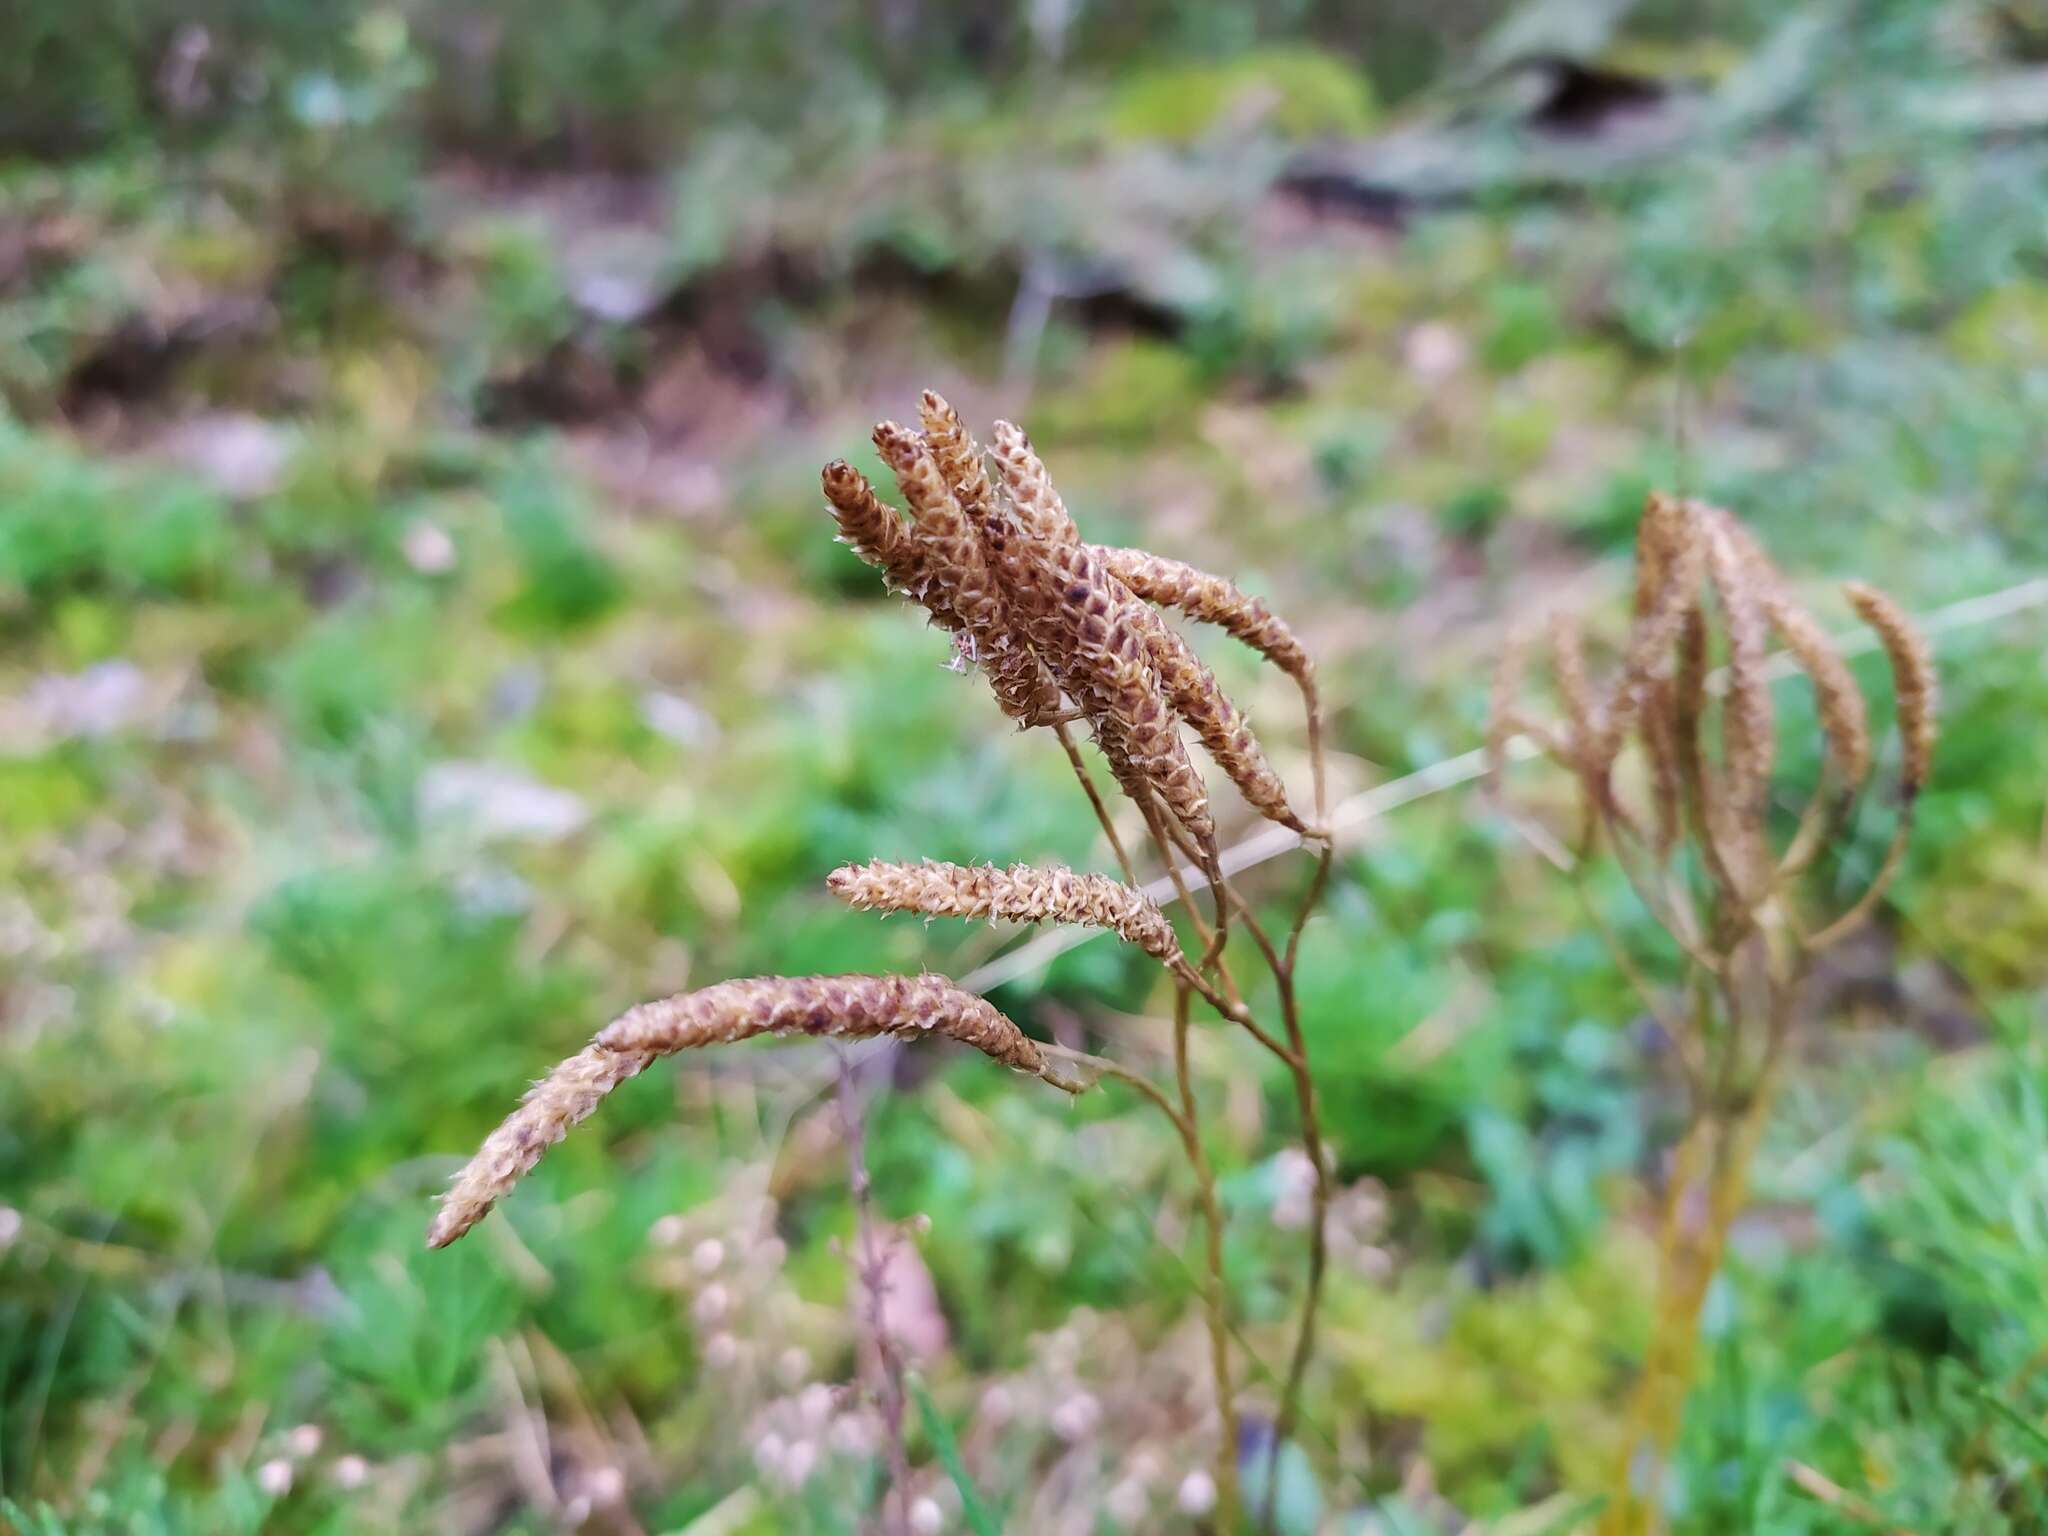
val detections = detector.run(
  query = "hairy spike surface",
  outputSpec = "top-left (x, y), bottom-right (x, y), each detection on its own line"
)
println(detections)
top-left (830, 859), bottom-right (1184, 964)
top-left (1091, 546), bottom-right (1313, 686)
top-left (1713, 513), bottom-right (1871, 793)
top-left (1131, 605), bottom-right (1306, 832)
top-left (1640, 676), bottom-right (1684, 855)
top-left (1550, 611), bottom-right (1599, 774)
top-left (949, 419), bottom-right (1213, 845)
top-left (975, 502), bottom-right (1216, 850)
top-left (1061, 554), bottom-right (1218, 850)
top-left (428, 975), bottom-right (1060, 1248)
top-left (869, 422), bottom-right (1064, 726)
top-left (989, 420), bottom-right (1080, 546)
top-left (919, 390), bottom-right (998, 523)
top-left (1670, 601), bottom-right (1739, 886)
top-left (427, 1044), bottom-right (656, 1249)
top-left (1764, 587), bottom-right (1871, 792)
top-left (1704, 520), bottom-right (1776, 823)
top-left (599, 973), bottom-right (1048, 1070)
top-left (871, 420), bottom-right (1005, 634)
top-left (1600, 497), bottom-right (1705, 762)
top-left (823, 459), bottom-right (926, 596)
top-left (1843, 581), bottom-right (1937, 797)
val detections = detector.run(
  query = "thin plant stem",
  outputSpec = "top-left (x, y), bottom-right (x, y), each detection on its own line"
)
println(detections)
top-left (1045, 1047), bottom-right (1190, 1135)
top-left (1807, 814), bottom-right (1914, 949)
top-left (1172, 977), bottom-right (1242, 1532)
top-left (1055, 720), bottom-right (1138, 884)
top-left (1569, 872), bottom-right (1706, 1106)
top-left (1603, 980), bottom-right (1789, 1536)
top-left (1299, 671), bottom-right (1329, 834)
top-left (1258, 689), bottom-right (1336, 1530)
top-left (834, 1054), bottom-right (913, 1536)
top-left (1266, 841), bottom-right (1334, 1450)
top-left (1139, 795), bottom-right (1294, 1054)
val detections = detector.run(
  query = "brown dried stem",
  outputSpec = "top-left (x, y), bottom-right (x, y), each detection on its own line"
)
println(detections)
top-left (834, 1056), bottom-right (913, 1536)
top-left (1486, 497), bottom-right (1939, 1536)
top-left (1172, 977), bottom-right (1242, 1532)
top-left (1056, 719), bottom-right (1138, 884)
top-left (1261, 836), bottom-right (1336, 1527)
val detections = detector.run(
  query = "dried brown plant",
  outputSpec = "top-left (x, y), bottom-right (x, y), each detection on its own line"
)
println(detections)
top-left (428, 1044), bottom-right (657, 1251)
top-left (1093, 546), bottom-right (1314, 686)
top-left (429, 975), bottom-right (1067, 1250)
top-left (828, 859), bottom-right (1184, 966)
top-left (431, 391), bottom-right (1335, 1533)
top-left (822, 456), bottom-right (1064, 729)
top-left (989, 418), bottom-right (1080, 547)
top-left (1489, 493), bottom-right (1939, 1535)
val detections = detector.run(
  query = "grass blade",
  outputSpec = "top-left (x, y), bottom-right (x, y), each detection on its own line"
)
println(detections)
top-left (906, 1373), bottom-right (1001, 1536)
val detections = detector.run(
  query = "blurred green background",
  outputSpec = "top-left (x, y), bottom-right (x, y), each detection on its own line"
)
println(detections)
top-left (3, 1), bottom-right (2047, 1530)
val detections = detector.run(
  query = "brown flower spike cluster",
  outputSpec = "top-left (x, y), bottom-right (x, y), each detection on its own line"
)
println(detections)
top-left (430, 393), bottom-right (1323, 1239)
top-left (826, 392), bottom-right (1317, 848)
top-left (1491, 493), bottom-right (1934, 950)
top-left (1489, 493), bottom-right (1938, 1536)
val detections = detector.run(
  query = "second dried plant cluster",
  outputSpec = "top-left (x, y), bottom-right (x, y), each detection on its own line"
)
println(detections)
top-left (1489, 492), bottom-right (1938, 1534)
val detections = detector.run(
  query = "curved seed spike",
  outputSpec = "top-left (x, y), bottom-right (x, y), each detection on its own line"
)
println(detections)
top-left (872, 421), bottom-right (994, 602)
top-left (919, 390), bottom-right (998, 522)
top-left (1843, 581), bottom-right (1937, 798)
top-left (830, 859), bottom-right (1183, 965)
top-left (823, 459), bottom-right (925, 597)
top-left (1632, 492), bottom-right (1689, 619)
top-left (1808, 584), bottom-right (1935, 950)
top-left (1843, 581), bottom-right (1933, 798)
top-left (971, 486), bottom-right (1217, 850)
top-left (1714, 510), bottom-right (1871, 794)
top-left (869, 422), bottom-right (1065, 727)
top-left (1766, 594), bottom-right (1872, 792)
top-left (1103, 644), bottom-right (1216, 851)
top-left (1600, 496), bottom-right (1705, 763)
top-left (1134, 604), bottom-right (1306, 832)
top-left (1640, 677), bottom-right (1684, 857)
top-left (1550, 611), bottom-right (1600, 774)
top-left (1549, 610), bottom-right (1609, 851)
top-left (429, 975), bottom-right (1066, 1249)
top-left (989, 419), bottom-right (1079, 546)
top-left (426, 1044), bottom-right (653, 1249)
top-left (1091, 545), bottom-right (1313, 687)
top-left (1703, 519), bottom-right (1776, 825)
top-left (598, 973), bottom-right (1047, 1070)
top-left (1672, 601), bottom-right (1742, 898)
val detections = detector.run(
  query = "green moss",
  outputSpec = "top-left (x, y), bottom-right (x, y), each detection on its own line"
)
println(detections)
top-left (1106, 47), bottom-right (1377, 144)
top-left (1031, 338), bottom-right (1209, 446)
